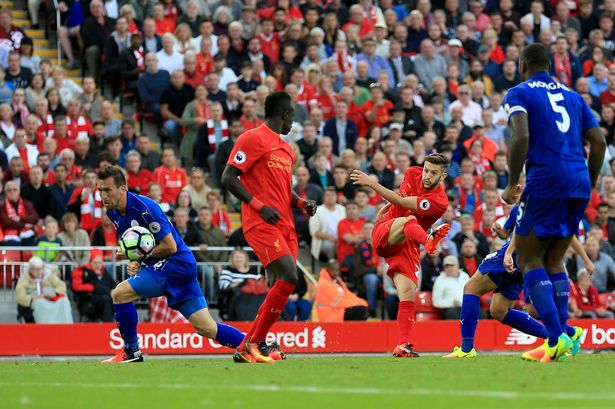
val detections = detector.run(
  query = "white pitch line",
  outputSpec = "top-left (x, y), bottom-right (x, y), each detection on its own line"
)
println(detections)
top-left (1, 381), bottom-right (615, 401)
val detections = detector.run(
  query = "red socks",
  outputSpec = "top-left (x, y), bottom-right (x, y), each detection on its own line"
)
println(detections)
top-left (397, 300), bottom-right (416, 345)
top-left (250, 280), bottom-right (296, 342)
top-left (403, 218), bottom-right (427, 245)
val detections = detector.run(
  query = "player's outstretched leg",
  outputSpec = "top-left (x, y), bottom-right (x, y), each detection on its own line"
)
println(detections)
top-left (444, 271), bottom-right (496, 358)
top-left (182, 298), bottom-right (246, 348)
top-left (235, 255), bottom-right (297, 363)
top-left (102, 282), bottom-right (143, 364)
top-left (392, 273), bottom-right (419, 358)
top-left (388, 216), bottom-right (450, 255)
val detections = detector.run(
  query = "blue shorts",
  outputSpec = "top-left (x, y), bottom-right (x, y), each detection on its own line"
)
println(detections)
top-left (516, 192), bottom-right (588, 239)
top-left (477, 243), bottom-right (523, 301)
top-left (127, 256), bottom-right (207, 318)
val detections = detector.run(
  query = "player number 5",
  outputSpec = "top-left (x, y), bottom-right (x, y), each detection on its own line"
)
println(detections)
top-left (547, 93), bottom-right (570, 133)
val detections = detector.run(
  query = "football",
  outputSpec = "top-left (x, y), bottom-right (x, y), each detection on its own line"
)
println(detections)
top-left (119, 226), bottom-right (156, 261)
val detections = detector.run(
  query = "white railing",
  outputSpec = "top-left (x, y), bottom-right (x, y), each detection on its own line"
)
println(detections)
top-left (52, 0), bottom-right (61, 65)
top-left (0, 245), bottom-right (317, 304)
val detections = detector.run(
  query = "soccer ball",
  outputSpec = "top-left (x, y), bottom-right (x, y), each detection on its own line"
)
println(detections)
top-left (119, 226), bottom-right (156, 261)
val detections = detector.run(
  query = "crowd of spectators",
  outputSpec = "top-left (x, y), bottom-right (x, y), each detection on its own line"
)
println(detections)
top-left (2, 0), bottom-right (615, 321)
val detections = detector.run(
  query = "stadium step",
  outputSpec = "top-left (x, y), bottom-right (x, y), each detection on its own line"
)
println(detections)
top-left (11, 10), bottom-right (25, 18)
top-left (13, 20), bottom-right (30, 28)
top-left (33, 38), bottom-right (48, 48)
top-left (25, 29), bottom-right (45, 39)
top-left (34, 48), bottom-right (57, 58)
top-left (0, 1), bottom-right (14, 8)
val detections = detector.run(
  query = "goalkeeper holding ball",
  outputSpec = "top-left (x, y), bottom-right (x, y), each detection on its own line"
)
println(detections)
top-left (98, 165), bottom-right (245, 363)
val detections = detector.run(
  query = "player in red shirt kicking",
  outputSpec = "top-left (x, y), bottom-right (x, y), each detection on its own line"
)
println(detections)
top-left (221, 92), bottom-right (317, 363)
top-left (351, 154), bottom-right (451, 358)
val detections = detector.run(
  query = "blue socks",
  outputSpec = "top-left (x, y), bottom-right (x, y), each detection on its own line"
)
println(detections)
top-left (113, 303), bottom-right (139, 351)
top-left (524, 268), bottom-right (563, 347)
top-left (215, 323), bottom-right (245, 348)
top-left (550, 272), bottom-right (576, 337)
top-left (502, 309), bottom-right (548, 339)
top-left (460, 294), bottom-right (480, 353)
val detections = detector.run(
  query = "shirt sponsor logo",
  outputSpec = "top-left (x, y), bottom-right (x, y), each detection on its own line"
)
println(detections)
top-left (267, 153), bottom-right (292, 173)
top-left (233, 150), bottom-right (247, 164)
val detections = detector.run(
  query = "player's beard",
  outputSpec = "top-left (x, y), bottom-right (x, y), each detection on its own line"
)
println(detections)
top-left (422, 178), bottom-right (440, 190)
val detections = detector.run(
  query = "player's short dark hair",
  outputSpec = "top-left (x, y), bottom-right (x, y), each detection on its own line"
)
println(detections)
top-left (521, 43), bottom-right (550, 72)
top-left (324, 186), bottom-right (337, 194)
top-left (264, 91), bottom-right (292, 119)
top-left (98, 165), bottom-right (126, 187)
top-left (424, 153), bottom-right (450, 168)
top-left (495, 150), bottom-right (507, 158)
top-left (598, 202), bottom-right (609, 209)
top-left (345, 200), bottom-right (358, 207)
top-left (355, 188), bottom-right (370, 196)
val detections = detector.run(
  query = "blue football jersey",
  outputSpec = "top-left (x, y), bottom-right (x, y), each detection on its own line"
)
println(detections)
top-left (503, 205), bottom-right (518, 234)
top-left (503, 72), bottom-right (599, 199)
top-left (107, 191), bottom-right (195, 267)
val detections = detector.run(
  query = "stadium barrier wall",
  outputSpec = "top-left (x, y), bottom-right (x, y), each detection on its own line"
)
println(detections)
top-left (1, 319), bottom-right (615, 356)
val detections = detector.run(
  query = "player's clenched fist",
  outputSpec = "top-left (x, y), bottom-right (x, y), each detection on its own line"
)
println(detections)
top-left (258, 206), bottom-right (281, 224)
top-left (126, 261), bottom-right (141, 276)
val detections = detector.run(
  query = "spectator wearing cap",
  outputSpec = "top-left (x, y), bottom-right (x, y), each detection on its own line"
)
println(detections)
top-left (71, 249), bottom-right (116, 322)
top-left (432, 255), bottom-right (470, 320)
top-left (476, 43), bottom-right (500, 80)
top-left (137, 52), bottom-right (171, 119)
top-left (414, 39), bottom-right (448, 92)
top-left (16, 256), bottom-right (72, 323)
top-left (323, 100), bottom-right (358, 156)
top-left (447, 38), bottom-right (470, 81)
top-left (81, 0), bottom-right (116, 81)
top-left (449, 84), bottom-right (483, 128)
top-left (387, 40), bottom-right (414, 88)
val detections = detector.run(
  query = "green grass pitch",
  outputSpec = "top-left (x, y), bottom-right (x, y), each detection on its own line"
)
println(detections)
top-left (2, 354), bottom-right (615, 409)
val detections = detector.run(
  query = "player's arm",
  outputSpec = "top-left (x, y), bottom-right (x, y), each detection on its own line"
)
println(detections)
top-left (502, 113), bottom-right (527, 204)
top-left (350, 170), bottom-right (418, 211)
top-left (584, 127), bottom-right (607, 189)
top-left (291, 190), bottom-right (317, 216)
top-left (570, 235), bottom-right (595, 276)
top-left (503, 230), bottom-right (516, 273)
top-left (146, 233), bottom-right (177, 259)
top-left (221, 164), bottom-right (280, 224)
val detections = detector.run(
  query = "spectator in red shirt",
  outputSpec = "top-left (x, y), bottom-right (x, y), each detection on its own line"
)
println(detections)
top-left (59, 148), bottom-right (82, 189)
top-left (363, 84), bottom-right (393, 128)
top-left (600, 74), bottom-right (615, 106)
top-left (152, 2), bottom-right (176, 36)
top-left (290, 68), bottom-right (317, 109)
top-left (66, 98), bottom-right (94, 140)
top-left (258, 19), bottom-right (280, 64)
top-left (152, 146), bottom-right (187, 204)
top-left (183, 53), bottom-right (205, 89)
top-left (125, 151), bottom-right (153, 195)
top-left (207, 190), bottom-right (231, 237)
top-left (337, 200), bottom-right (366, 266)
top-left (52, 116), bottom-right (76, 154)
top-left (342, 4), bottom-right (374, 38)
top-left (458, 239), bottom-right (483, 277)
top-left (571, 269), bottom-right (615, 318)
top-left (239, 97), bottom-right (263, 131)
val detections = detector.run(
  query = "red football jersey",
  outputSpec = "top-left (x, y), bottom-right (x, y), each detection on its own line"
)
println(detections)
top-left (382, 166), bottom-right (448, 231)
top-left (227, 123), bottom-right (296, 233)
top-left (152, 166), bottom-right (187, 204)
top-left (336, 217), bottom-right (367, 263)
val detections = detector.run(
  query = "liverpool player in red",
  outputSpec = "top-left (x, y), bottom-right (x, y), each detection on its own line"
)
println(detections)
top-left (221, 92), bottom-right (317, 363)
top-left (350, 154), bottom-right (451, 357)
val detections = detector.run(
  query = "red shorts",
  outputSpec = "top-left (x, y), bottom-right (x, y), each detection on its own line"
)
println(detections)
top-left (244, 223), bottom-right (298, 267)
top-left (372, 219), bottom-right (421, 285)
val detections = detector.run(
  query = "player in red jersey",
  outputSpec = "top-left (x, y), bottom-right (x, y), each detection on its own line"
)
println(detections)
top-left (221, 92), bottom-right (317, 363)
top-left (351, 154), bottom-right (451, 358)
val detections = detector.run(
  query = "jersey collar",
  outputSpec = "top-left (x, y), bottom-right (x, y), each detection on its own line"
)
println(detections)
top-left (529, 71), bottom-right (551, 81)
